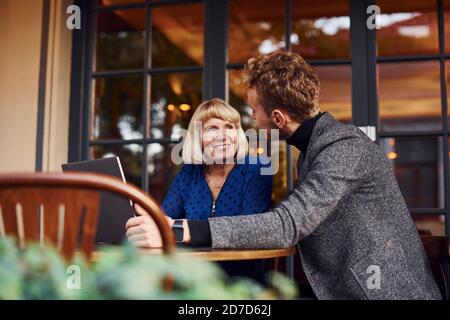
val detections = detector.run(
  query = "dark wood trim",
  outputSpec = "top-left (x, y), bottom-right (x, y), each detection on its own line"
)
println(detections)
top-left (35, 0), bottom-right (51, 171)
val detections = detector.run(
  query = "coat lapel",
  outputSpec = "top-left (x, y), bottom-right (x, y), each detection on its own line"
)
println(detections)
top-left (297, 112), bottom-right (335, 183)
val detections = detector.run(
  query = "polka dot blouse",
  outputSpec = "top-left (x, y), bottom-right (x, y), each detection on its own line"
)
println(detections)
top-left (162, 156), bottom-right (273, 220)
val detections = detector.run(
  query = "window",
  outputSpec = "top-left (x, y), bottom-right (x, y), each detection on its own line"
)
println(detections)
top-left (88, 0), bottom-right (204, 203)
top-left (71, 0), bottom-right (450, 245)
top-left (376, 0), bottom-right (449, 236)
top-left (227, 0), bottom-right (352, 202)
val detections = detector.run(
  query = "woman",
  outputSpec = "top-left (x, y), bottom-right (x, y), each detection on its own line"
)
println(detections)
top-left (161, 98), bottom-right (273, 283)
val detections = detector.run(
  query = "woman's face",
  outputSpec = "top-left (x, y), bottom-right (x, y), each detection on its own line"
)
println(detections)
top-left (202, 117), bottom-right (238, 163)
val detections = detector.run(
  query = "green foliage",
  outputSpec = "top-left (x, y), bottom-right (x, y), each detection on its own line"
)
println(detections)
top-left (0, 237), bottom-right (297, 300)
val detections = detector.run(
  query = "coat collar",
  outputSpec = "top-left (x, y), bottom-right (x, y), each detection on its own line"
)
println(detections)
top-left (286, 112), bottom-right (326, 155)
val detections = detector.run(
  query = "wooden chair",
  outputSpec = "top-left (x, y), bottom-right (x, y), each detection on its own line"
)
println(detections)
top-left (0, 172), bottom-right (174, 260)
top-left (420, 234), bottom-right (450, 300)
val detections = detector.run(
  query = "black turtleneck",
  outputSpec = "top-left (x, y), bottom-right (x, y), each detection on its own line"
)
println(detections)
top-left (286, 112), bottom-right (325, 156)
top-left (187, 112), bottom-right (325, 247)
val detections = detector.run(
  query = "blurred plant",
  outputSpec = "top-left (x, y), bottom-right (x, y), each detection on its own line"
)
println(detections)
top-left (0, 237), bottom-right (297, 300)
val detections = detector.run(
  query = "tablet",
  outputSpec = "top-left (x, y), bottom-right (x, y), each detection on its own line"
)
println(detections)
top-left (61, 157), bottom-right (135, 245)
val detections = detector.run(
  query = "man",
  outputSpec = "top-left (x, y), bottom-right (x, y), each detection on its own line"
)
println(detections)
top-left (126, 49), bottom-right (441, 300)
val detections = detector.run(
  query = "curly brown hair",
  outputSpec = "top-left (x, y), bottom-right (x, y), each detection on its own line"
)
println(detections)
top-left (244, 49), bottom-right (321, 122)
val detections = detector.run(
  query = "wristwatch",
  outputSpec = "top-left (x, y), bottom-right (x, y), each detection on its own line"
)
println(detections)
top-left (172, 220), bottom-right (184, 243)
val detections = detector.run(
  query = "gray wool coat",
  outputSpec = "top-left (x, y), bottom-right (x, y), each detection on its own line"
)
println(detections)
top-left (208, 113), bottom-right (441, 300)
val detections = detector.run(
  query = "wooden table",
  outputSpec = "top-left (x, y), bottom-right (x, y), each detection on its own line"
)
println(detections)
top-left (91, 246), bottom-right (296, 262)
top-left (141, 246), bottom-right (297, 261)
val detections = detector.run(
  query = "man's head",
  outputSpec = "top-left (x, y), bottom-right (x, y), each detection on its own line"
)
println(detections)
top-left (245, 49), bottom-right (321, 135)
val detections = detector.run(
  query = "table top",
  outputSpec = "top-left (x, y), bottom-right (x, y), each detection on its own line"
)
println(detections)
top-left (140, 247), bottom-right (297, 261)
top-left (91, 246), bottom-right (296, 262)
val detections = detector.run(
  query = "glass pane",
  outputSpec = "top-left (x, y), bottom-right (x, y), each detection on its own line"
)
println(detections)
top-left (376, 0), bottom-right (439, 56)
top-left (92, 76), bottom-right (144, 140)
top-left (447, 60), bottom-right (450, 130)
top-left (271, 141), bottom-right (288, 205)
top-left (413, 215), bottom-right (446, 236)
top-left (90, 144), bottom-right (143, 188)
top-left (150, 72), bottom-right (202, 139)
top-left (445, 0), bottom-right (450, 53)
top-left (228, 69), bottom-right (258, 131)
top-left (291, 0), bottom-right (350, 60)
top-left (314, 65), bottom-right (351, 123)
top-left (147, 143), bottom-right (181, 204)
top-left (288, 142), bottom-right (301, 186)
top-left (151, 3), bottom-right (204, 68)
top-left (96, 9), bottom-right (146, 71)
top-left (378, 61), bottom-right (441, 132)
top-left (379, 137), bottom-right (444, 209)
top-left (97, 0), bottom-right (145, 6)
top-left (227, 66), bottom-right (351, 126)
top-left (228, 0), bottom-right (285, 64)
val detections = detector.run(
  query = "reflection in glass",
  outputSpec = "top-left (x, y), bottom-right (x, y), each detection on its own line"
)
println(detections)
top-left (92, 76), bottom-right (144, 140)
top-left (376, 0), bottom-right (439, 56)
top-left (227, 66), bottom-right (351, 125)
top-left (90, 144), bottom-right (143, 188)
top-left (378, 61), bottom-right (441, 132)
top-left (447, 60), bottom-right (450, 130)
top-left (228, 69), bottom-right (257, 131)
top-left (289, 142), bottom-right (301, 185)
top-left (96, 9), bottom-right (146, 71)
top-left (271, 141), bottom-right (288, 205)
top-left (291, 0), bottom-right (350, 60)
top-left (445, 0), bottom-right (450, 53)
top-left (228, 0), bottom-right (285, 64)
top-left (150, 72), bottom-right (202, 139)
top-left (413, 215), bottom-right (446, 236)
top-left (147, 143), bottom-right (181, 204)
top-left (151, 3), bottom-right (204, 67)
top-left (379, 137), bottom-right (444, 209)
top-left (97, 0), bottom-right (145, 6)
top-left (314, 65), bottom-right (351, 123)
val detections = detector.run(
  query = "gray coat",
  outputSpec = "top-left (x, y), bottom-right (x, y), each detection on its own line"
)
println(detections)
top-left (208, 113), bottom-right (441, 300)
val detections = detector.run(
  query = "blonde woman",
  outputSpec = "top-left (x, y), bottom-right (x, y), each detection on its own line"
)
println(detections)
top-left (162, 98), bottom-right (273, 283)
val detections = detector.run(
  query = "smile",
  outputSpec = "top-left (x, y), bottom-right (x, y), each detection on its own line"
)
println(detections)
top-left (212, 144), bottom-right (231, 149)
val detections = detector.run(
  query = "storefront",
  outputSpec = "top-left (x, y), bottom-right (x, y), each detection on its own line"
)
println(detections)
top-left (65, 0), bottom-right (450, 241)
top-left (1, 0), bottom-right (449, 283)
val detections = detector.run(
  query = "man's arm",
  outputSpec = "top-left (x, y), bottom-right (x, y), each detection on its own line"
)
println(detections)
top-left (127, 135), bottom-right (365, 249)
top-left (184, 136), bottom-right (365, 249)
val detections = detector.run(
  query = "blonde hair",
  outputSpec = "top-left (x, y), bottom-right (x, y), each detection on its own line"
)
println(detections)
top-left (182, 98), bottom-right (248, 164)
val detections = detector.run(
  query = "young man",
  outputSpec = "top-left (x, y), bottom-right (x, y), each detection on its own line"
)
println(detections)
top-left (126, 49), bottom-right (441, 300)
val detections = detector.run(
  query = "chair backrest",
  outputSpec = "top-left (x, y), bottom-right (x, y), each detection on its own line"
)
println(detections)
top-left (0, 172), bottom-right (174, 260)
top-left (420, 234), bottom-right (449, 300)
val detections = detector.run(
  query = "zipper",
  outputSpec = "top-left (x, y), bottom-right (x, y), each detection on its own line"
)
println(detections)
top-left (203, 164), bottom-right (237, 218)
top-left (211, 201), bottom-right (216, 217)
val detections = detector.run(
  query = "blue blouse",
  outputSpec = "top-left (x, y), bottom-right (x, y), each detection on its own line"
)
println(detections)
top-left (162, 156), bottom-right (273, 220)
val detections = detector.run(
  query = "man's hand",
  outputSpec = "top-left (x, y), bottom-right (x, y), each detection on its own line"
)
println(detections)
top-left (125, 204), bottom-right (174, 248)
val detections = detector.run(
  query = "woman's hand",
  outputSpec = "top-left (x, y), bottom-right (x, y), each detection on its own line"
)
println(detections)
top-left (125, 204), bottom-right (174, 248)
